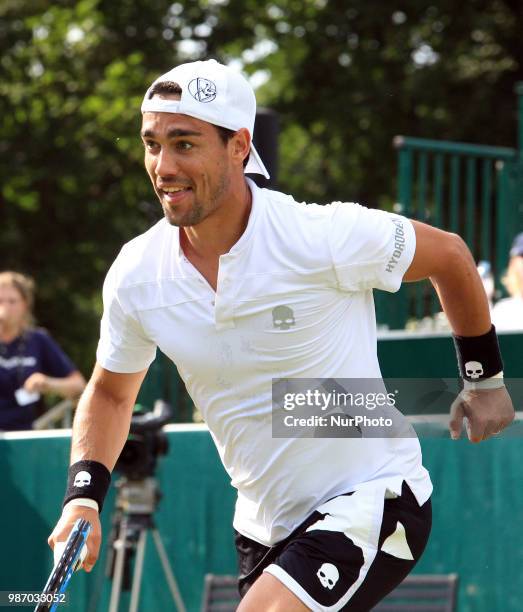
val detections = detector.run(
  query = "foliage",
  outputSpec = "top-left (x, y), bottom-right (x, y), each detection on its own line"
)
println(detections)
top-left (1, 0), bottom-right (522, 372)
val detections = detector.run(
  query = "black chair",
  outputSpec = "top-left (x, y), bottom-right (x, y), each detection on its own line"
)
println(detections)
top-left (371, 573), bottom-right (458, 611)
top-left (201, 574), bottom-right (239, 612)
top-left (201, 573), bottom-right (458, 612)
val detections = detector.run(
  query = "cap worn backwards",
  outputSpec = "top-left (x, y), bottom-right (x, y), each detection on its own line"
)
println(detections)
top-left (141, 59), bottom-right (270, 179)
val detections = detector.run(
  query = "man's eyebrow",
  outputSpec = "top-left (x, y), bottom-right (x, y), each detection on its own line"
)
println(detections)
top-left (140, 128), bottom-right (203, 139)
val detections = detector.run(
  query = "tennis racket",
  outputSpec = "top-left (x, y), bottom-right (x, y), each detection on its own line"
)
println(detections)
top-left (34, 518), bottom-right (91, 612)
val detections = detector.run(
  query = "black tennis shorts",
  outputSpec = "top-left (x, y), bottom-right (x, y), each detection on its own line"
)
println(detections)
top-left (235, 481), bottom-right (432, 611)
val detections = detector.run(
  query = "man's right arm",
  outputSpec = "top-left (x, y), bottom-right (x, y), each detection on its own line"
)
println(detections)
top-left (47, 363), bottom-right (148, 572)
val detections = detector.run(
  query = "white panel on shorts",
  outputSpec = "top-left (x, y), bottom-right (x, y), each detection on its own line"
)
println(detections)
top-left (265, 481), bottom-right (388, 611)
top-left (381, 521), bottom-right (414, 560)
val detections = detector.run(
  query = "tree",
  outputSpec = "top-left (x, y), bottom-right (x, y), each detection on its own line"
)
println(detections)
top-left (1, 0), bottom-right (522, 371)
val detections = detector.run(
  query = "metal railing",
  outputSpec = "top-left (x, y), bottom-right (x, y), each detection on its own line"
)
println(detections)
top-left (33, 399), bottom-right (75, 429)
top-left (376, 82), bottom-right (523, 330)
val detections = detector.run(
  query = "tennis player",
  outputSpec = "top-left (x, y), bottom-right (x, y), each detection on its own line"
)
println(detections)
top-left (48, 60), bottom-right (514, 611)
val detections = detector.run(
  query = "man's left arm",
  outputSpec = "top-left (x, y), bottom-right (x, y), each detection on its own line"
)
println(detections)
top-left (404, 220), bottom-right (515, 442)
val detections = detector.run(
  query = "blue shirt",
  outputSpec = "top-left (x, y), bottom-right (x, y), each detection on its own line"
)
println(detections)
top-left (0, 328), bottom-right (77, 431)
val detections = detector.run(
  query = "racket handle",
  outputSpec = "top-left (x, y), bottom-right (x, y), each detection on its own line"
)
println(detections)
top-left (34, 518), bottom-right (91, 612)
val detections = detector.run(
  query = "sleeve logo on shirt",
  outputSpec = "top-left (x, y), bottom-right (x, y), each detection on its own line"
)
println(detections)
top-left (385, 218), bottom-right (406, 273)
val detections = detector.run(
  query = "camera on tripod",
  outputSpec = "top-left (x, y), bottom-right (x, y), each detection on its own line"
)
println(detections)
top-left (115, 400), bottom-right (172, 480)
top-left (104, 400), bottom-right (186, 611)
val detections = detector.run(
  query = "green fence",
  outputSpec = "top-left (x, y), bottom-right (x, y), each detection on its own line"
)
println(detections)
top-left (376, 82), bottom-right (523, 330)
top-left (2, 423), bottom-right (523, 612)
top-left (3, 333), bottom-right (522, 610)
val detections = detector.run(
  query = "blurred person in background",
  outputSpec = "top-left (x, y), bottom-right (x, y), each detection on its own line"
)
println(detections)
top-left (0, 271), bottom-right (86, 431)
top-left (491, 233), bottom-right (523, 331)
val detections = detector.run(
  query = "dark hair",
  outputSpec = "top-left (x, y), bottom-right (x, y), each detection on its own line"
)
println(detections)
top-left (148, 81), bottom-right (182, 98)
top-left (148, 80), bottom-right (250, 168)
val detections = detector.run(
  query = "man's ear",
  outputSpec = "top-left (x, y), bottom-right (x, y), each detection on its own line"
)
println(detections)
top-left (231, 128), bottom-right (251, 167)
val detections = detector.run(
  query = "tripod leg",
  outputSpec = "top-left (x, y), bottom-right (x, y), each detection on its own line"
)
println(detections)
top-left (151, 528), bottom-right (187, 612)
top-left (109, 522), bottom-right (128, 612)
top-left (129, 529), bottom-right (147, 612)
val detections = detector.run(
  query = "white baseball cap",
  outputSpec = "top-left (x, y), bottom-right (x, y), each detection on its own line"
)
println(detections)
top-left (141, 59), bottom-right (270, 179)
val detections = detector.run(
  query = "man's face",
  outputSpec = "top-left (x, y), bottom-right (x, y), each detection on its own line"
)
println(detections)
top-left (141, 108), bottom-right (235, 227)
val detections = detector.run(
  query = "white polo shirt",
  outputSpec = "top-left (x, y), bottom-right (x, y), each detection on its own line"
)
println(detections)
top-left (97, 178), bottom-right (432, 546)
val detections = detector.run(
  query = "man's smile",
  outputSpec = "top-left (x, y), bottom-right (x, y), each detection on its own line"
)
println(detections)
top-left (158, 185), bottom-right (193, 203)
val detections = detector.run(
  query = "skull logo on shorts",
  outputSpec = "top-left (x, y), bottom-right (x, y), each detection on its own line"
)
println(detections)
top-left (317, 563), bottom-right (339, 589)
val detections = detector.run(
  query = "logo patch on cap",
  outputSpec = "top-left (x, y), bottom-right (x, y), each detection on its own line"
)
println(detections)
top-left (188, 77), bottom-right (217, 103)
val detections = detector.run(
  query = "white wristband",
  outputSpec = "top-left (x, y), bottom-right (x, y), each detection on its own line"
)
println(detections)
top-left (463, 370), bottom-right (504, 391)
top-left (64, 497), bottom-right (99, 513)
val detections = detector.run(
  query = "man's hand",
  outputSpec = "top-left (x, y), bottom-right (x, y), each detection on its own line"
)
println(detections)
top-left (449, 386), bottom-right (515, 442)
top-left (24, 372), bottom-right (49, 394)
top-left (48, 505), bottom-right (101, 573)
